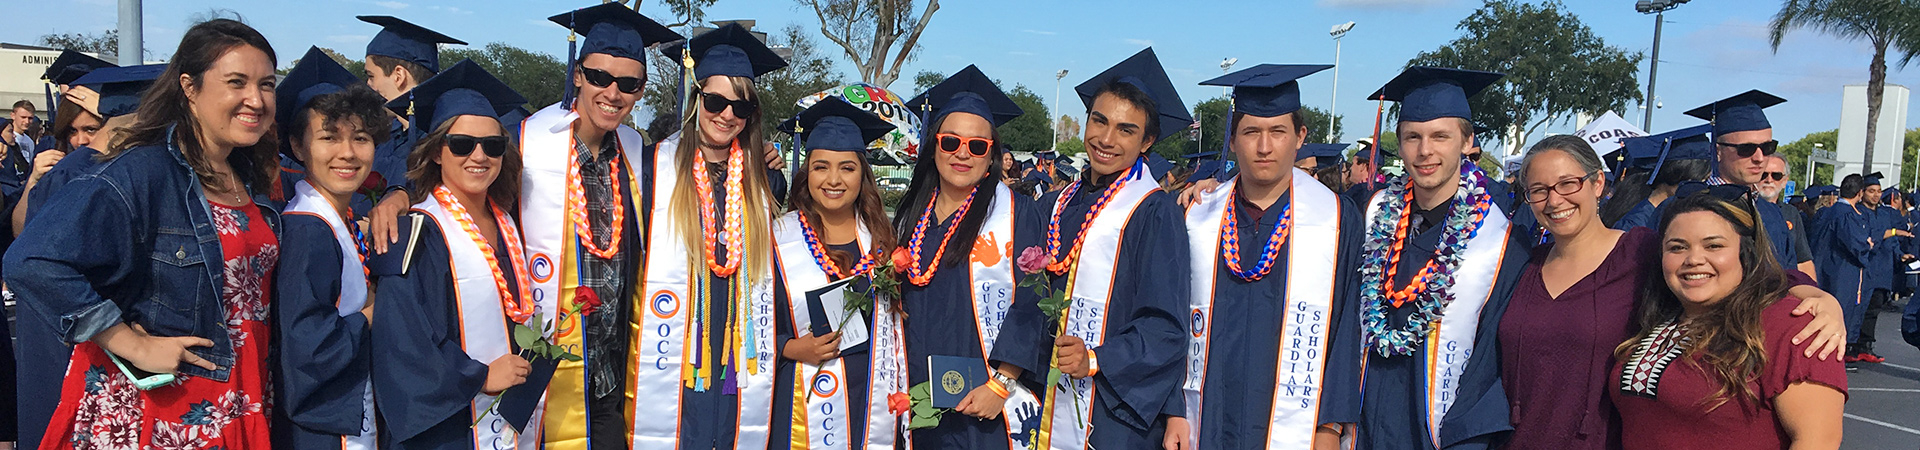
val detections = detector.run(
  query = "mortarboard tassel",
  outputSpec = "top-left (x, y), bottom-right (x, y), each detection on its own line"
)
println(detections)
top-left (1647, 138), bottom-right (1675, 186)
top-left (562, 14), bottom-right (578, 111)
top-left (44, 83), bottom-right (57, 122)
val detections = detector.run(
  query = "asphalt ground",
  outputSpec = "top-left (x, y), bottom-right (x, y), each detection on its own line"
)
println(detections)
top-left (1841, 297), bottom-right (1920, 449)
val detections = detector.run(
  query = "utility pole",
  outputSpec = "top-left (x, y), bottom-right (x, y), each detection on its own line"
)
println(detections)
top-left (1329, 21), bottom-right (1355, 143)
top-left (1635, 0), bottom-right (1690, 131)
top-left (118, 0), bottom-right (142, 65)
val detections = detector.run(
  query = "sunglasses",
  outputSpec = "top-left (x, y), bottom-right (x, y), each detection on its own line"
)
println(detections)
top-left (699, 92), bottom-right (758, 118)
top-left (1714, 140), bottom-right (1779, 158)
top-left (447, 134), bottom-right (508, 158)
top-left (935, 133), bottom-right (994, 157)
top-left (1760, 171), bottom-right (1786, 182)
top-left (580, 67), bottom-right (643, 94)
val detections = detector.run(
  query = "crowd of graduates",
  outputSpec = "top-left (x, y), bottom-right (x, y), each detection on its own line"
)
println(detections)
top-left (0, 4), bottom-right (1912, 450)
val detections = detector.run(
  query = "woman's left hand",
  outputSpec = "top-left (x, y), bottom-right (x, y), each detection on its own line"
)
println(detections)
top-left (1785, 285), bottom-right (1846, 360)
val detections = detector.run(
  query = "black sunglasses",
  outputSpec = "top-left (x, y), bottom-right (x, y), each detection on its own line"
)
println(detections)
top-left (1714, 140), bottom-right (1779, 158)
top-left (448, 134), bottom-right (508, 158)
top-left (699, 92), bottom-right (758, 118)
top-left (580, 66), bottom-right (643, 94)
top-left (1760, 171), bottom-right (1786, 182)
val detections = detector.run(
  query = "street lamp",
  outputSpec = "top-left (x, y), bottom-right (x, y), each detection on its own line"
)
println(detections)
top-left (1635, 0), bottom-right (1689, 131)
top-left (1053, 69), bottom-right (1068, 154)
top-left (1207, 58), bottom-right (1236, 149)
top-left (1329, 21), bottom-right (1355, 143)
top-left (1811, 142), bottom-right (1825, 183)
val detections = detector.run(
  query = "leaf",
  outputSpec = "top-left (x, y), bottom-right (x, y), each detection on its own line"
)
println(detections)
top-left (1046, 367), bottom-right (1063, 390)
top-left (512, 324), bottom-right (539, 350)
top-left (907, 410), bottom-right (942, 429)
top-left (561, 352), bottom-right (583, 362)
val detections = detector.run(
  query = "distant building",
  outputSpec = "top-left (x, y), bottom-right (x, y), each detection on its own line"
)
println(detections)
top-left (0, 43), bottom-right (106, 119)
top-left (1836, 84), bottom-right (1909, 185)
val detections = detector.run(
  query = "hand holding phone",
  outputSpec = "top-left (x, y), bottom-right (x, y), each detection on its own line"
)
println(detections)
top-left (92, 323), bottom-right (219, 389)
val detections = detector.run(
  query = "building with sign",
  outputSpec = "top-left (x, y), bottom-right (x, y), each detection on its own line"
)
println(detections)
top-left (0, 43), bottom-right (103, 120)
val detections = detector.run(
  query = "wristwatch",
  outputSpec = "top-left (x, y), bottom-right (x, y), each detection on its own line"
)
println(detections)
top-left (992, 370), bottom-right (1018, 390)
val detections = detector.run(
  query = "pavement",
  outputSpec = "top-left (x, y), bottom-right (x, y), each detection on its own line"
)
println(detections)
top-left (1842, 297), bottom-right (1920, 449)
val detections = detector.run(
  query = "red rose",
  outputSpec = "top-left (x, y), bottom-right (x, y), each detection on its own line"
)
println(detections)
top-left (576, 288), bottom-right (604, 317)
top-left (890, 247), bottom-right (914, 270)
top-left (888, 392), bottom-right (911, 415)
top-left (361, 171), bottom-right (388, 193)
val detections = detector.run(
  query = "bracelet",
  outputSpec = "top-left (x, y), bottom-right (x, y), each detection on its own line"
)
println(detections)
top-left (985, 378), bottom-right (1010, 399)
top-left (1087, 349), bottom-right (1101, 377)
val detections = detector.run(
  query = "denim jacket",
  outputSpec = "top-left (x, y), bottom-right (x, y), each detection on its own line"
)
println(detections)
top-left (3, 129), bottom-right (281, 382)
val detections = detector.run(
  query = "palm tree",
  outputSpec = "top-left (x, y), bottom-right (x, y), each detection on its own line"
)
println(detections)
top-left (1769, 0), bottom-right (1920, 174)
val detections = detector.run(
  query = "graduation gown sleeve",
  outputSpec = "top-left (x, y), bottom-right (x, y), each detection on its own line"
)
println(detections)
top-left (370, 221), bottom-right (490, 444)
top-left (1088, 192), bottom-right (1191, 431)
top-left (275, 215), bottom-right (373, 436)
top-left (1319, 198), bottom-right (1367, 426)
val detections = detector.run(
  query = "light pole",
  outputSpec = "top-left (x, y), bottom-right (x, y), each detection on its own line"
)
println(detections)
top-left (1053, 69), bottom-right (1068, 154)
top-left (1329, 21), bottom-right (1355, 143)
top-left (1210, 58), bottom-right (1236, 150)
top-left (1811, 142), bottom-right (1824, 184)
top-left (1635, 0), bottom-right (1689, 131)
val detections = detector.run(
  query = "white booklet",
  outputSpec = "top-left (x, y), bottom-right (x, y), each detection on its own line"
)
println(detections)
top-left (803, 276), bottom-right (870, 351)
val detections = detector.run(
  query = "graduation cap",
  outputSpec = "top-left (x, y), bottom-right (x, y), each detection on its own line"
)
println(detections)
top-left (1471, 124), bottom-right (1490, 149)
top-left (1674, 180), bottom-right (1754, 202)
top-left (500, 105), bottom-right (531, 140)
top-left (1181, 150), bottom-right (1220, 161)
top-left (1199, 64), bottom-right (1332, 117)
top-left (1618, 124), bottom-right (1712, 183)
top-left (1864, 172), bottom-right (1884, 187)
top-left (906, 65), bottom-right (1025, 130)
top-left (778, 96), bottom-right (896, 156)
top-left (1145, 153), bottom-right (1173, 180)
top-left (1056, 162), bottom-right (1081, 180)
top-left (1296, 143), bottom-right (1347, 170)
top-left (1883, 187), bottom-right (1904, 204)
top-left (277, 47), bottom-right (367, 160)
top-left (358, 16), bottom-right (466, 75)
top-left (42, 50), bottom-right (116, 86)
top-left (1683, 90), bottom-right (1786, 137)
top-left (1187, 160), bottom-right (1225, 184)
top-left (386, 60), bottom-right (528, 133)
top-left (550, 3), bottom-right (682, 62)
top-left (1368, 66), bottom-right (1503, 123)
top-left (668, 23), bottom-right (787, 81)
top-left (1075, 48), bottom-right (1193, 141)
top-left (68, 64), bottom-right (164, 119)
top-left (1035, 151), bottom-right (1058, 161)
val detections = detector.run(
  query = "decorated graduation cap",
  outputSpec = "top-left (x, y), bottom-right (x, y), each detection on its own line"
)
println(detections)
top-left (1075, 48), bottom-right (1193, 141)
top-left (550, 3), bottom-right (682, 62)
top-left (69, 63), bottom-right (164, 119)
top-left (386, 59), bottom-right (528, 133)
top-left (906, 65), bottom-right (1025, 131)
top-left (1683, 90), bottom-right (1786, 137)
top-left (1369, 66), bottom-right (1503, 123)
top-left (43, 50), bottom-right (116, 86)
top-left (778, 96), bottom-right (896, 156)
top-left (276, 47), bottom-right (366, 159)
top-left (358, 16), bottom-right (465, 75)
top-left (1619, 124), bottom-right (1712, 183)
top-left (1199, 64), bottom-right (1332, 117)
top-left (670, 23), bottom-right (787, 81)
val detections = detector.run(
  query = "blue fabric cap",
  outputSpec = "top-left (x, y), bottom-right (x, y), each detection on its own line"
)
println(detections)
top-left (1187, 160), bottom-right (1224, 183)
top-left (1035, 151), bottom-right (1058, 161)
top-left (43, 50), bottom-right (116, 85)
top-left (1181, 150), bottom-right (1220, 161)
top-left (276, 47), bottom-right (365, 159)
top-left (500, 105), bottom-right (531, 140)
top-left (1865, 173), bottom-right (1883, 187)
top-left (550, 3), bottom-right (682, 62)
top-left (1471, 124), bottom-right (1489, 148)
top-left (1683, 90), bottom-right (1785, 137)
top-left (1620, 124), bottom-right (1712, 179)
top-left (358, 16), bottom-right (465, 74)
top-left (1369, 66), bottom-right (1503, 123)
top-left (1146, 153), bottom-right (1172, 179)
top-left (69, 64), bottom-right (164, 119)
top-left (906, 65), bottom-right (1024, 127)
top-left (387, 60), bottom-right (528, 133)
top-left (668, 23), bottom-right (787, 81)
top-left (779, 96), bottom-right (896, 155)
top-left (1199, 64), bottom-right (1332, 118)
top-left (1297, 143), bottom-right (1348, 165)
top-left (1075, 48), bottom-right (1193, 141)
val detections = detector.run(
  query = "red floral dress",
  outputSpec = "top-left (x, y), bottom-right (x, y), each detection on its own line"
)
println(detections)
top-left (41, 202), bottom-right (280, 450)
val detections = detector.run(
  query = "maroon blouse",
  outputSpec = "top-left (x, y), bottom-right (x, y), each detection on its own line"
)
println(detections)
top-left (1498, 227), bottom-right (1651, 450)
top-left (1608, 298), bottom-right (1848, 450)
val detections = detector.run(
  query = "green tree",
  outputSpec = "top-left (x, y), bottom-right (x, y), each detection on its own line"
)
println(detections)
top-left (1056, 136), bottom-right (1084, 157)
top-left (37, 30), bottom-right (119, 59)
top-left (1056, 115), bottom-right (1079, 144)
top-left (911, 70), bottom-right (946, 94)
top-left (1406, 0), bottom-right (1642, 146)
top-left (1780, 129), bottom-right (1839, 186)
top-left (999, 84), bottom-right (1051, 153)
top-left (441, 43), bottom-right (567, 111)
top-left (1769, 0), bottom-right (1920, 175)
top-left (1903, 128), bottom-right (1920, 190)
top-left (1297, 106), bottom-right (1345, 145)
top-left (1191, 96), bottom-right (1232, 159)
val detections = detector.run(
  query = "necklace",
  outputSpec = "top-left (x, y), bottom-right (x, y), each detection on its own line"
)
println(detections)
top-left (1357, 163), bottom-right (1493, 356)
top-left (434, 186), bottom-right (537, 324)
top-left (692, 142), bottom-right (746, 277)
top-left (1045, 160), bottom-right (1140, 274)
top-left (567, 136), bottom-right (626, 260)
top-left (798, 213), bottom-right (874, 279)
top-left (901, 186), bottom-right (977, 286)
top-left (1220, 188), bottom-right (1293, 281)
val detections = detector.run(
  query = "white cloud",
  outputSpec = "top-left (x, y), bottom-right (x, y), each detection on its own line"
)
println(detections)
top-left (328, 34), bottom-right (372, 44)
top-left (1123, 38), bottom-right (1154, 47)
top-left (1022, 29), bottom-right (1057, 36)
top-left (373, 1), bottom-right (409, 9)
top-left (1317, 0), bottom-right (1448, 9)
top-left (429, 5), bottom-right (472, 15)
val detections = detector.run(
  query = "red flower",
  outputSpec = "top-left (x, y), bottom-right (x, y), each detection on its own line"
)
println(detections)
top-left (888, 392), bottom-right (911, 415)
top-left (576, 287), bottom-right (604, 317)
top-left (890, 247), bottom-right (914, 270)
top-left (1016, 246), bottom-right (1048, 274)
top-left (361, 171), bottom-right (388, 194)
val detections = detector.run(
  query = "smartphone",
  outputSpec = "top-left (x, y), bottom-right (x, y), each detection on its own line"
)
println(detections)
top-left (105, 350), bottom-right (176, 390)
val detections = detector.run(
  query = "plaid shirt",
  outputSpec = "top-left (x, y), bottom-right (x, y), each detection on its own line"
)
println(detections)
top-left (574, 133), bottom-right (627, 398)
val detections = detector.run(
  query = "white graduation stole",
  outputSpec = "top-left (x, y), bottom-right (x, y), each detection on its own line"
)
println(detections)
top-left (285, 181), bottom-right (378, 450)
top-left (771, 212), bottom-right (904, 450)
top-left (952, 184), bottom-right (1049, 450)
top-left (417, 196), bottom-right (545, 450)
top-left (631, 135), bottom-right (779, 450)
top-left (1180, 170), bottom-right (1342, 450)
top-left (1361, 188), bottom-right (1512, 447)
top-left (517, 102), bottom-right (647, 450)
top-left (1046, 176), bottom-right (1161, 450)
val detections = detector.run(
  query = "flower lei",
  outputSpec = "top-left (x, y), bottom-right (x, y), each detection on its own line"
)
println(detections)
top-left (1045, 159), bottom-right (1141, 274)
top-left (567, 136), bottom-right (626, 260)
top-left (1358, 163), bottom-right (1492, 356)
top-left (434, 186), bottom-right (537, 324)
top-left (1221, 190), bottom-right (1293, 281)
top-left (693, 142), bottom-right (746, 277)
top-left (900, 186), bottom-right (977, 286)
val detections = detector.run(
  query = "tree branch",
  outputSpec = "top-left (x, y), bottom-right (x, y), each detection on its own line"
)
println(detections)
top-left (883, 0), bottom-right (940, 87)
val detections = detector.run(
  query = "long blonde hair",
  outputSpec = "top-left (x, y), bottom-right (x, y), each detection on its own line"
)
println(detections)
top-left (668, 75), bottom-right (775, 281)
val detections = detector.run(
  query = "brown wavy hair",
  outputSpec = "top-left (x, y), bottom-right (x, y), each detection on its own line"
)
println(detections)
top-left (106, 18), bottom-right (279, 194)
top-left (404, 118), bottom-right (524, 215)
top-left (1616, 192), bottom-right (1790, 410)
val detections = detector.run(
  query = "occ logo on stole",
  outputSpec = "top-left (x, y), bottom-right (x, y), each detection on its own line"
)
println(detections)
top-left (648, 290), bottom-right (681, 371)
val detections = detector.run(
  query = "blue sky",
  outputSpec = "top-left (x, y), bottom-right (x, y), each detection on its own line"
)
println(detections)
top-left (12, 0), bottom-right (1916, 154)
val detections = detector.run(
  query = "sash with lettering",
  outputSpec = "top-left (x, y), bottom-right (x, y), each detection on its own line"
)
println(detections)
top-left (771, 212), bottom-right (904, 450)
top-left (1181, 170), bottom-right (1340, 449)
top-left (285, 181), bottom-right (378, 450)
top-left (631, 134), bottom-right (779, 450)
top-left (417, 196), bottom-right (546, 449)
top-left (1043, 172), bottom-right (1161, 450)
top-left (517, 102), bottom-right (644, 450)
top-left (937, 184), bottom-right (1048, 450)
top-left (1362, 183), bottom-right (1511, 448)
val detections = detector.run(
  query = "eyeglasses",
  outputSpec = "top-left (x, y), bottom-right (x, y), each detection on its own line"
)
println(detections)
top-left (580, 67), bottom-right (643, 94)
top-left (936, 133), bottom-right (994, 157)
top-left (1674, 181), bottom-right (1755, 202)
top-left (1524, 172), bottom-right (1596, 204)
top-left (1760, 171), bottom-right (1786, 182)
top-left (1714, 140), bottom-right (1779, 158)
top-left (699, 92), bottom-right (758, 118)
top-left (447, 134), bottom-right (508, 158)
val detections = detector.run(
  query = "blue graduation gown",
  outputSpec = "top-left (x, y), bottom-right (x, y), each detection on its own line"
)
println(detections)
top-left (1483, 180), bottom-right (1516, 219)
top-left (12, 146), bottom-right (101, 448)
top-left (1359, 200), bottom-right (1532, 450)
top-left (769, 242), bottom-right (873, 448)
top-left (1177, 191), bottom-right (1365, 449)
top-left (1811, 201), bottom-right (1871, 340)
top-left (372, 117), bottom-right (415, 194)
top-left (1610, 200), bottom-right (1657, 231)
top-left (1866, 205), bottom-right (1902, 293)
top-left (275, 215), bottom-right (374, 448)
top-left (896, 193), bottom-right (1050, 449)
top-left (371, 219), bottom-right (524, 450)
top-left (1038, 181), bottom-right (1190, 449)
top-left (1753, 200), bottom-right (1797, 271)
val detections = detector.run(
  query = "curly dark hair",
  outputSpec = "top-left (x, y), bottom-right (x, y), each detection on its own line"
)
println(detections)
top-left (285, 83), bottom-right (392, 162)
